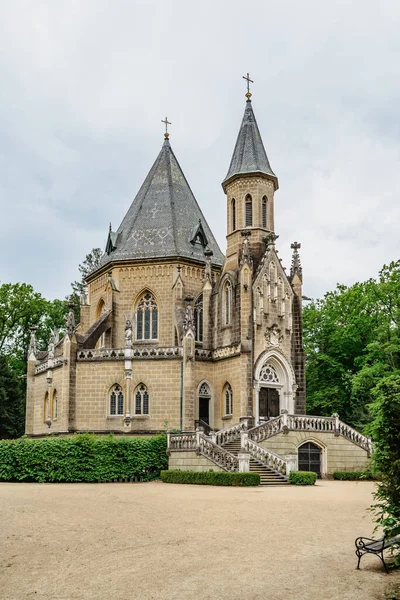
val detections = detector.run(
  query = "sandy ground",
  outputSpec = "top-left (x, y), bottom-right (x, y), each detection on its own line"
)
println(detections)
top-left (0, 480), bottom-right (399, 600)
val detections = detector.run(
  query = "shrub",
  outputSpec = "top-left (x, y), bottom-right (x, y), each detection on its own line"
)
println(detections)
top-left (160, 470), bottom-right (260, 486)
top-left (0, 434), bottom-right (168, 483)
top-left (333, 471), bottom-right (377, 480)
top-left (289, 471), bottom-right (317, 485)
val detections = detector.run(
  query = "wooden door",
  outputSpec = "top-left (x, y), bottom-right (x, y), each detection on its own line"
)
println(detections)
top-left (259, 388), bottom-right (280, 419)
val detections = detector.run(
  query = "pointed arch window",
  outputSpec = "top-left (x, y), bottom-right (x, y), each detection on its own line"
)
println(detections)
top-left (262, 196), bottom-right (267, 228)
top-left (245, 195), bottom-right (253, 227)
top-left (135, 384), bottom-right (149, 415)
top-left (259, 363), bottom-right (280, 384)
top-left (44, 392), bottom-right (50, 422)
top-left (109, 384), bottom-right (124, 416)
top-left (224, 383), bottom-right (233, 416)
top-left (231, 198), bottom-right (236, 232)
top-left (223, 280), bottom-right (232, 326)
top-left (136, 292), bottom-right (158, 340)
top-left (194, 295), bottom-right (203, 343)
top-left (52, 390), bottom-right (58, 419)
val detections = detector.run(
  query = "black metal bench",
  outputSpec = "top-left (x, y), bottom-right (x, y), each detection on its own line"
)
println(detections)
top-left (355, 534), bottom-right (400, 572)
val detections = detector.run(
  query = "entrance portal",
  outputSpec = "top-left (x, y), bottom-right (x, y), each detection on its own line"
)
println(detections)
top-left (259, 388), bottom-right (280, 420)
top-left (298, 442), bottom-right (321, 478)
top-left (199, 397), bottom-right (210, 424)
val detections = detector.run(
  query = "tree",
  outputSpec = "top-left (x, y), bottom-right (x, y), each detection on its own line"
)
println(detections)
top-left (369, 374), bottom-right (400, 561)
top-left (0, 355), bottom-right (25, 438)
top-left (69, 248), bottom-right (102, 322)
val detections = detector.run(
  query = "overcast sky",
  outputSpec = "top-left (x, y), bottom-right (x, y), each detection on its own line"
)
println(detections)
top-left (1, 0), bottom-right (399, 301)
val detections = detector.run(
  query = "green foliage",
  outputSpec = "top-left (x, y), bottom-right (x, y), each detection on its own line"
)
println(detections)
top-left (369, 374), bottom-right (400, 563)
top-left (333, 471), bottom-right (376, 480)
top-left (160, 470), bottom-right (260, 486)
top-left (303, 260), bottom-right (400, 431)
top-left (69, 248), bottom-right (102, 323)
top-left (289, 471), bottom-right (317, 485)
top-left (0, 434), bottom-right (168, 483)
top-left (0, 356), bottom-right (25, 439)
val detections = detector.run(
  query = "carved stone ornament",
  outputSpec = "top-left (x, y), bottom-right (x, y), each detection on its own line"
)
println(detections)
top-left (47, 335), bottom-right (55, 360)
top-left (65, 305), bottom-right (76, 337)
top-left (183, 298), bottom-right (195, 335)
top-left (124, 315), bottom-right (133, 349)
top-left (265, 324), bottom-right (283, 348)
top-left (28, 326), bottom-right (37, 358)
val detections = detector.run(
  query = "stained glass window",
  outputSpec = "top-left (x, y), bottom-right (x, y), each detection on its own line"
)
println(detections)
top-left (136, 293), bottom-right (158, 340)
top-left (135, 384), bottom-right (149, 415)
top-left (109, 384), bottom-right (124, 416)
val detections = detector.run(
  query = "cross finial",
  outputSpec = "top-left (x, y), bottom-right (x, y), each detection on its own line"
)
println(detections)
top-left (291, 241), bottom-right (301, 251)
top-left (242, 72), bottom-right (254, 99)
top-left (161, 117), bottom-right (171, 139)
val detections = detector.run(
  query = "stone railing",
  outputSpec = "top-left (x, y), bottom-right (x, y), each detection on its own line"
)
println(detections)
top-left (212, 344), bottom-right (241, 360)
top-left (244, 439), bottom-right (288, 476)
top-left (195, 348), bottom-right (212, 360)
top-left (168, 432), bottom-right (197, 451)
top-left (215, 419), bottom-right (248, 446)
top-left (77, 346), bottom-right (182, 361)
top-left (248, 415), bottom-right (284, 443)
top-left (198, 435), bottom-right (238, 472)
top-left (168, 431), bottom-right (238, 472)
top-left (248, 413), bottom-right (373, 455)
top-left (35, 357), bottom-right (66, 375)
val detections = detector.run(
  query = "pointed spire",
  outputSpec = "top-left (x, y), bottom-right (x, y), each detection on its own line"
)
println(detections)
top-left (93, 137), bottom-right (224, 272)
top-left (222, 98), bottom-right (278, 191)
top-left (290, 241), bottom-right (303, 281)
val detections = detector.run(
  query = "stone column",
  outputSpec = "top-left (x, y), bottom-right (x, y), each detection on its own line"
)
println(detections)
top-left (238, 452), bottom-right (250, 472)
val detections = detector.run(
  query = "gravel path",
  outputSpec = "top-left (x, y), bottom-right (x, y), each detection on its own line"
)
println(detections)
top-left (0, 480), bottom-right (398, 600)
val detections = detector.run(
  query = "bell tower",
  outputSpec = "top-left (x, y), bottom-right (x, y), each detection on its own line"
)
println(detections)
top-left (222, 75), bottom-right (278, 270)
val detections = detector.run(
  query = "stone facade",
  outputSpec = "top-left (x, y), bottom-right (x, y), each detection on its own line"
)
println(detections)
top-left (25, 95), bottom-right (305, 439)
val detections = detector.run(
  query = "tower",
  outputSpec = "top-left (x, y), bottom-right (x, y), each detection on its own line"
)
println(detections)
top-left (222, 82), bottom-right (278, 271)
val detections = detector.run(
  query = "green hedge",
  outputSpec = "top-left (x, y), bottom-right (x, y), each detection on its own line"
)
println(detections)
top-left (160, 470), bottom-right (260, 486)
top-left (0, 434), bottom-right (168, 483)
top-left (333, 470), bottom-right (377, 480)
top-left (289, 471), bottom-right (317, 485)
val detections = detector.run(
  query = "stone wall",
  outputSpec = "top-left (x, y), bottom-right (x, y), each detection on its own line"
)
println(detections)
top-left (168, 451), bottom-right (223, 472)
top-left (261, 430), bottom-right (370, 475)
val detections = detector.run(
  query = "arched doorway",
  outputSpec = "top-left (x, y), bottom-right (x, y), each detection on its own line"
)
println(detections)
top-left (298, 442), bottom-right (321, 478)
top-left (254, 350), bottom-right (296, 422)
top-left (198, 382), bottom-right (212, 425)
top-left (258, 363), bottom-right (281, 421)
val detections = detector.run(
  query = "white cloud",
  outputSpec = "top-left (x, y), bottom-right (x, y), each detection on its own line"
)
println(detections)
top-left (1, 0), bottom-right (400, 299)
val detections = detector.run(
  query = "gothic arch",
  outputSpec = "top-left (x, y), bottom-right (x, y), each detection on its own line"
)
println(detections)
top-left (254, 349), bottom-right (297, 418)
top-left (297, 438), bottom-right (327, 477)
top-left (196, 379), bottom-right (214, 427)
top-left (134, 289), bottom-right (159, 341)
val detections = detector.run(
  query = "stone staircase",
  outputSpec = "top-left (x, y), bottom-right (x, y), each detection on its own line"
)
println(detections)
top-left (222, 440), bottom-right (289, 486)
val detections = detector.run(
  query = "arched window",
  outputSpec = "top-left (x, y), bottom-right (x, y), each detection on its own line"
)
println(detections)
top-left (52, 390), bottom-right (58, 419)
top-left (43, 392), bottom-right (50, 422)
top-left (262, 196), bottom-right (267, 228)
top-left (224, 383), bottom-right (233, 416)
top-left (96, 299), bottom-right (106, 348)
top-left (109, 384), bottom-right (124, 416)
top-left (231, 198), bottom-right (236, 232)
top-left (223, 280), bottom-right (232, 326)
top-left (198, 381), bottom-right (212, 425)
top-left (135, 384), bottom-right (149, 415)
top-left (194, 295), bottom-right (203, 343)
top-left (245, 194), bottom-right (253, 227)
top-left (136, 292), bottom-right (158, 340)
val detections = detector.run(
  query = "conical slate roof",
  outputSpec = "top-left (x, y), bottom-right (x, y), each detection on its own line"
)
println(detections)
top-left (222, 99), bottom-right (278, 190)
top-left (97, 138), bottom-right (224, 270)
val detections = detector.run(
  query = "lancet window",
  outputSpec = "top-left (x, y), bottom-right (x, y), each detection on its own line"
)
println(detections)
top-left (223, 280), bottom-right (232, 326)
top-left (224, 383), bottom-right (233, 416)
top-left (136, 292), bottom-right (158, 340)
top-left (194, 295), bottom-right (203, 343)
top-left (44, 392), bottom-right (50, 422)
top-left (245, 195), bottom-right (253, 227)
top-left (109, 384), bottom-right (124, 416)
top-left (231, 198), bottom-right (236, 232)
top-left (135, 384), bottom-right (149, 415)
top-left (262, 196), bottom-right (267, 228)
top-left (52, 390), bottom-right (58, 419)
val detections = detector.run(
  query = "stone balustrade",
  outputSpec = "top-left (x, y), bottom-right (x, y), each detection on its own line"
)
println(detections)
top-left (168, 430), bottom-right (239, 471)
top-left (35, 357), bottom-right (66, 375)
top-left (215, 419), bottom-right (248, 446)
top-left (77, 346), bottom-right (182, 361)
top-left (168, 432), bottom-right (197, 451)
top-left (244, 439), bottom-right (288, 476)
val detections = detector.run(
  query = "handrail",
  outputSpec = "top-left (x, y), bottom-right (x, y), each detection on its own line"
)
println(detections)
top-left (194, 419), bottom-right (213, 435)
top-left (168, 431), bottom-right (238, 472)
top-left (248, 413), bottom-right (372, 454)
top-left (215, 420), bottom-right (248, 446)
top-left (244, 439), bottom-right (288, 476)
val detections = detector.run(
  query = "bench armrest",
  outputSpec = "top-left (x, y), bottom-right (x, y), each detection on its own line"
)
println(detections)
top-left (355, 536), bottom-right (384, 550)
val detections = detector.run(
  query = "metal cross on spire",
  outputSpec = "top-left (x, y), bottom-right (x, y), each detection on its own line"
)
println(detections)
top-left (161, 117), bottom-right (171, 139)
top-left (242, 72), bottom-right (254, 99)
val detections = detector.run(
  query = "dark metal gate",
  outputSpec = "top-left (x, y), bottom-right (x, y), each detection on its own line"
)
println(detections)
top-left (298, 442), bottom-right (321, 478)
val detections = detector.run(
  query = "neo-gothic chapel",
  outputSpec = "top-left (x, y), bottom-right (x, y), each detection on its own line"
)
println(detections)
top-left (26, 83), bottom-right (372, 480)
